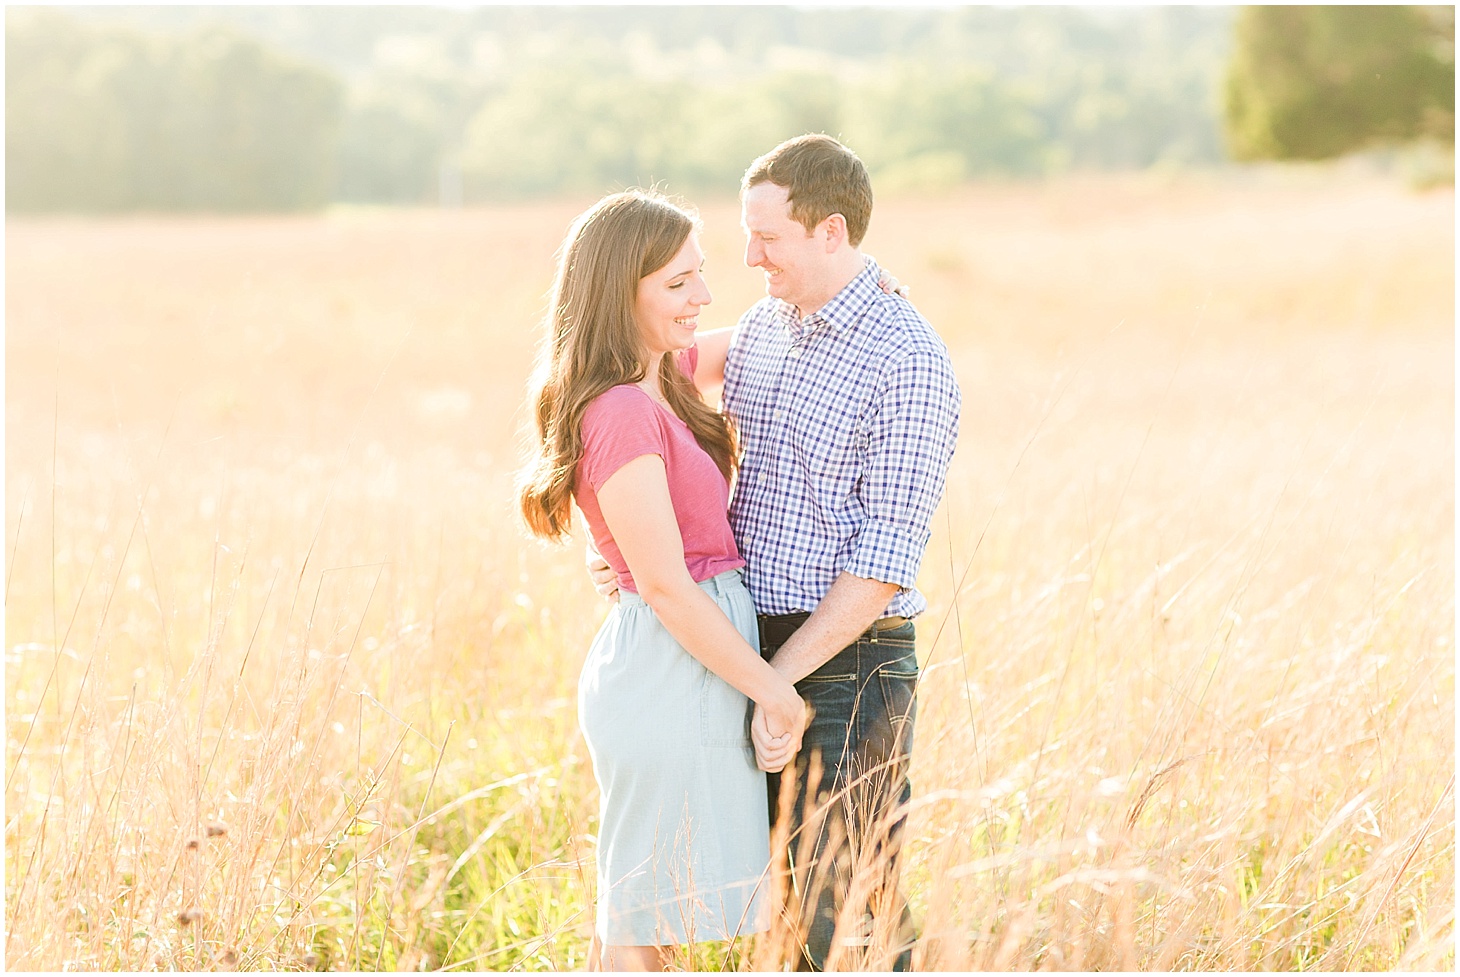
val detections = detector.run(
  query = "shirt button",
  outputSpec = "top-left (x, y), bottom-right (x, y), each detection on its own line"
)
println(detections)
top-left (788, 347), bottom-right (803, 359)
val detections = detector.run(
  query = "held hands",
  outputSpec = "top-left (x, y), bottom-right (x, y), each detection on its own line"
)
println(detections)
top-left (587, 538), bottom-right (807, 768)
top-left (751, 688), bottom-right (810, 774)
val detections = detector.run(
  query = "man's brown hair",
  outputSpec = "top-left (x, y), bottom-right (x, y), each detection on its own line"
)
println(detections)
top-left (742, 134), bottom-right (873, 247)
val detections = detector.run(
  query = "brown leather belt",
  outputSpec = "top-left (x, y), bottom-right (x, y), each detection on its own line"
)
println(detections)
top-left (757, 611), bottom-right (912, 649)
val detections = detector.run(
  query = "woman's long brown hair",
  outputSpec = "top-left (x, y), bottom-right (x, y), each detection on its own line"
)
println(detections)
top-left (517, 190), bottom-right (738, 541)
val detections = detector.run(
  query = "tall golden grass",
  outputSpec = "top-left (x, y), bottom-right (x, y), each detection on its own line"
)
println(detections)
top-left (6, 169), bottom-right (1453, 970)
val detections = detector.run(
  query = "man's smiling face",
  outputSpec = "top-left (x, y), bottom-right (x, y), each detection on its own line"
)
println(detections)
top-left (741, 181), bottom-right (832, 313)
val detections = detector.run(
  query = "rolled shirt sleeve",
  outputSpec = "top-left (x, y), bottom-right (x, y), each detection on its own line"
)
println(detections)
top-left (844, 345), bottom-right (962, 589)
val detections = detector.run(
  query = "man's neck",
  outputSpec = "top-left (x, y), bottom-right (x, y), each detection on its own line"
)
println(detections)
top-left (793, 250), bottom-right (866, 319)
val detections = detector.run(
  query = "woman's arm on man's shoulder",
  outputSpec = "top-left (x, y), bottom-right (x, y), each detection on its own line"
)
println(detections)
top-left (692, 328), bottom-right (733, 396)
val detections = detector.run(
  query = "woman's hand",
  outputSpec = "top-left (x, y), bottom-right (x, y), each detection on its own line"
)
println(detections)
top-left (751, 684), bottom-right (808, 773)
top-left (877, 272), bottom-right (909, 298)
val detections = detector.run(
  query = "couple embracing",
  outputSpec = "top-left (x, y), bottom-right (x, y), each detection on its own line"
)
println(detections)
top-left (518, 134), bottom-right (961, 971)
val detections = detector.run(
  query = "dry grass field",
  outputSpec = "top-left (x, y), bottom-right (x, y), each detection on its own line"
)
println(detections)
top-left (5, 169), bottom-right (1453, 971)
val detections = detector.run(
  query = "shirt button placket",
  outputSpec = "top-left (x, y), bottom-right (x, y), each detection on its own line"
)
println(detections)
top-left (781, 344), bottom-right (802, 420)
top-left (770, 337), bottom-right (797, 426)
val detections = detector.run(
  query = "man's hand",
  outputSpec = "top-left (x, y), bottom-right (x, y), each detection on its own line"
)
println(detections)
top-left (586, 543), bottom-right (619, 602)
top-left (751, 696), bottom-right (809, 773)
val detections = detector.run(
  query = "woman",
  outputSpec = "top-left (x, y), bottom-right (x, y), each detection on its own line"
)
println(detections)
top-left (517, 190), bottom-right (807, 971)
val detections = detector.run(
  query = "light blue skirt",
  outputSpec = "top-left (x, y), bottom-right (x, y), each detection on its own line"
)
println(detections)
top-left (578, 568), bottom-right (770, 945)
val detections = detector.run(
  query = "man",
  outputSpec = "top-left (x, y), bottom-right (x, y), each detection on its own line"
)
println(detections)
top-left (594, 134), bottom-right (960, 970)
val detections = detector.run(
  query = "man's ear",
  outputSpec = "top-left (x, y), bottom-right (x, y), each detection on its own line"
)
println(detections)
top-left (820, 213), bottom-right (848, 252)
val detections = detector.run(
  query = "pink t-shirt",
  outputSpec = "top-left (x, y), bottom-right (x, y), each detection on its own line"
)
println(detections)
top-left (574, 347), bottom-right (744, 594)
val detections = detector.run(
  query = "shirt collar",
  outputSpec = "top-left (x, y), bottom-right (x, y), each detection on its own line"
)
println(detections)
top-left (774, 257), bottom-right (884, 342)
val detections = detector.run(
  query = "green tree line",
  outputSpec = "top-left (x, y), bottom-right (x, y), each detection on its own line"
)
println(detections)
top-left (7, 11), bottom-right (341, 212)
top-left (6, 6), bottom-right (1453, 213)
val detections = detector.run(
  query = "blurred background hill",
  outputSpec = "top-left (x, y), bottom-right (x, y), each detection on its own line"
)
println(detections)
top-left (5, 5), bottom-right (1453, 212)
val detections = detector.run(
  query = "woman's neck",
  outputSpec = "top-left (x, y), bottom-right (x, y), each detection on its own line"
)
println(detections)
top-left (638, 353), bottom-right (668, 405)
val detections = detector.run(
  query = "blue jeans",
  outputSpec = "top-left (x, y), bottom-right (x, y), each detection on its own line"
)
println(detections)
top-left (761, 617), bottom-right (918, 972)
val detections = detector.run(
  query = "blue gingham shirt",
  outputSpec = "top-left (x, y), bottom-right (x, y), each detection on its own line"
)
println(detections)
top-left (723, 258), bottom-right (961, 619)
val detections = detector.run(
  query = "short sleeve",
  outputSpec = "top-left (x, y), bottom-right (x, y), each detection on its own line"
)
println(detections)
top-left (579, 387), bottom-right (666, 492)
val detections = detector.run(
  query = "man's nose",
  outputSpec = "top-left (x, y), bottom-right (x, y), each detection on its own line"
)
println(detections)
top-left (745, 239), bottom-right (762, 267)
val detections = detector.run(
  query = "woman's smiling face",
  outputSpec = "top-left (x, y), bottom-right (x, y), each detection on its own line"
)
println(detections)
top-left (635, 231), bottom-right (712, 358)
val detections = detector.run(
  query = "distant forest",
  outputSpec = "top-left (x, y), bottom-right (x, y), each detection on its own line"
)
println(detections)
top-left (11, 5), bottom-right (1239, 211)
